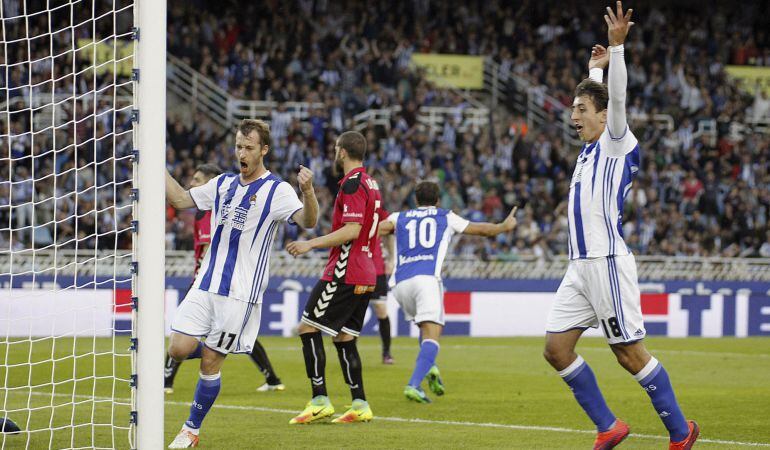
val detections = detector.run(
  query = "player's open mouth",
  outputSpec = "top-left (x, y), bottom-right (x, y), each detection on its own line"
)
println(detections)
top-left (575, 125), bottom-right (583, 133)
top-left (240, 161), bottom-right (248, 170)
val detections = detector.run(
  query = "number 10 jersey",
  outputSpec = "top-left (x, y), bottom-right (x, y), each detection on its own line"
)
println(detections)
top-left (385, 206), bottom-right (469, 286)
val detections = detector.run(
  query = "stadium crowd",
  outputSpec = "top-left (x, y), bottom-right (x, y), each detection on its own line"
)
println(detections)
top-left (2, 0), bottom-right (769, 260)
top-left (165, 0), bottom-right (770, 259)
top-left (0, 0), bottom-right (135, 254)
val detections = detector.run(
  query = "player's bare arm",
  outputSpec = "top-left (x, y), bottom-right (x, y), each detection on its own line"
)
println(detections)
top-left (378, 221), bottom-right (395, 236)
top-left (290, 165), bottom-right (320, 229)
top-left (286, 222), bottom-right (362, 257)
top-left (383, 234), bottom-right (395, 274)
top-left (463, 207), bottom-right (518, 237)
top-left (166, 171), bottom-right (196, 209)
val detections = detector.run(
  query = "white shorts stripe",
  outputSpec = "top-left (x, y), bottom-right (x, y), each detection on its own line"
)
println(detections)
top-left (546, 254), bottom-right (645, 344)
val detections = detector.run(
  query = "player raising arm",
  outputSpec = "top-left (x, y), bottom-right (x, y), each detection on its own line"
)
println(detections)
top-left (543, 3), bottom-right (698, 449)
top-left (378, 181), bottom-right (517, 403)
top-left (164, 119), bottom-right (318, 448)
top-left (163, 164), bottom-right (288, 396)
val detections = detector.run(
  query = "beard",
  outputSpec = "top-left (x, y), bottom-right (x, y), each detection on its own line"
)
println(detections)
top-left (332, 157), bottom-right (343, 178)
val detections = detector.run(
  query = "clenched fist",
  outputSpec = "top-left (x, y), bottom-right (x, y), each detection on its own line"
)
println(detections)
top-left (297, 165), bottom-right (314, 194)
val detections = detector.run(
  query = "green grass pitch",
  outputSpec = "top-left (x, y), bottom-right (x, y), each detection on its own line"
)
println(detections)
top-left (2, 336), bottom-right (769, 449)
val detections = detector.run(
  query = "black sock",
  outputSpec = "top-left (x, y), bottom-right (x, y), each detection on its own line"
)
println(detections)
top-left (164, 353), bottom-right (181, 388)
top-left (334, 339), bottom-right (365, 401)
top-left (378, 317), bottom-right (392, 356)
top-left (249, 339), bottom-right (281, 385)
top-left (300, 332), bottom-right (327, 397)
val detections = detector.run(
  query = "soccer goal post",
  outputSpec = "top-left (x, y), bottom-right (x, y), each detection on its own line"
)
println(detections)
top-left (0, 0), bottom-right (165, 448)
top-left (134, 0), bottom-right (166, 448)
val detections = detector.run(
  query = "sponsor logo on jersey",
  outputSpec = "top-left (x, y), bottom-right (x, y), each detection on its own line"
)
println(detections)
top-left (342, 204), bottom-right (363, 219)
top-left (399, 254), bottom-right (436, 265)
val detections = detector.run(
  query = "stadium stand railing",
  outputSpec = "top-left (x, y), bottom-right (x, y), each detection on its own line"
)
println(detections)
top-left (167, 54), bottom-right (489, 134)
top-left (167, 54), bottom-right (324, 125)
top-left (353, 105), bottom-right (490, 135)
top-left (166, 54), bottom-right (230, 127)
top-left (3, 250), bottom-right (768, 282)
top-left (483, 58), bottom-right (724, 146)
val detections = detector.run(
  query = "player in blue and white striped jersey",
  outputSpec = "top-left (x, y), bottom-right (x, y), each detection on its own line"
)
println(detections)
top-left (379, 181), bottom-right (517, 404)
top-left (542, 3), bottom-right (698, 449)
top-left (164, 119), bottom-right (319, 448)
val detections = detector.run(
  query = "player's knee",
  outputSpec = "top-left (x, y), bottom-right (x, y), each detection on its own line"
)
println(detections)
top-left (542, 345), bottom-right (571, 369)
top-left (611, 343), bottom-right (650, 373)
top-left (297, 323), bottom-right (318, 335)
top-left (167, 340), bottom-right (192, 362)
top-left (613, 349), bottom-right (635, 371)
top-left (374, 303), bottom-right (387, 318)
top-left (199, 348), bottom-right (225, 375)
top-left (332, 333), bottom-right (355, 343)
top-left (542, 347), bottom-right (557, 366)
top-left (168, 345), bottom-right (186, 362)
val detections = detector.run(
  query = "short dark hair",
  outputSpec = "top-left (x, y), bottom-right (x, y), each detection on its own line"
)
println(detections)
top-left (237, 119), bottom-right (270, 147)
top-left (337, 131), bottom-right (367, 161)
top-left (574, 79), bottom-right (608, 112)
top-left (415, 181), bottom-right (440, 206)
top-left (195, 163), bottom-right (221, 179)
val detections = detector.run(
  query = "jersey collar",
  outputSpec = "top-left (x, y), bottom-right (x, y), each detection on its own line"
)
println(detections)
top-left (338, 166), bottom-right (366, 185)
top-left (239, 170), bottom-right (271, 186)
top-left (581, 141), bottom-right (599, 156)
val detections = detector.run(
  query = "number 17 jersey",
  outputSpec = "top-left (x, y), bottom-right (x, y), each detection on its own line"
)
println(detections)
top-left (384, 206), bottom-right (469, 286)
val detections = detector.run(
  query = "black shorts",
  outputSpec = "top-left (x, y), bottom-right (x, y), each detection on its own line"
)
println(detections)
top-left (370, 274), bottom-right (389, 303)
top-left (301, 280), bottom-right (372, 337)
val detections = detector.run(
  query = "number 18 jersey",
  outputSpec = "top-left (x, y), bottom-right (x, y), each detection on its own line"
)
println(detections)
top-left (385, 206), bottom-right (469, 286)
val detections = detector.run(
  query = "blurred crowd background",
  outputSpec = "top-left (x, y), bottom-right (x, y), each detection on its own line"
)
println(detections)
top-left (3, 0), bottom-right (769, 259)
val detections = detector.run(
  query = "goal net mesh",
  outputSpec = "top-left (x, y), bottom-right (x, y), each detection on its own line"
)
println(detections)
top-left (0, 0), bottom-right (136, 448)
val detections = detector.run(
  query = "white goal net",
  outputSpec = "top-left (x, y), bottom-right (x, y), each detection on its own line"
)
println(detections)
top-left (0, 0), bottom-right (139, 448)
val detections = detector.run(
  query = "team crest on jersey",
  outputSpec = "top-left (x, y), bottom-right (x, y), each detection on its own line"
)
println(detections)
top-left (249, 194), bottom-right (257, 205)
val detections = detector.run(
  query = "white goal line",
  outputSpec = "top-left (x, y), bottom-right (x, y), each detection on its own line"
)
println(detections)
top-left (16, 391), bottom-right (770, 448)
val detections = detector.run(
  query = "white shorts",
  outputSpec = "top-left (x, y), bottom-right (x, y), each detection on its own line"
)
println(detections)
top-left (392, 275), bottom-right (445, 325)
top-left (171, 288), bottom-right (262, 355)
top-left (546, 254), bottom-right (646, 344)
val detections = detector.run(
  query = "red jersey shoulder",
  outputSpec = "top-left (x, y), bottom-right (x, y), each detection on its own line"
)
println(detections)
top-left (341, 171), bottom-right (380, 194)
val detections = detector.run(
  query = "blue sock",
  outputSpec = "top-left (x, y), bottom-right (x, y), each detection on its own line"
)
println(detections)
top-left (635, 358), bottom-right (689, 442)
top-left (559, 355), bottom-right (616, 432)
top-left (408, 339), bottom-right (439, 388)
top-left (184, 372), bottom-right (221, 431)
top-left (186, 342), bottom-right (203, 360)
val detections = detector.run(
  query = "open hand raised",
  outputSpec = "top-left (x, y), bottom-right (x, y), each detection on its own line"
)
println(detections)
top-left (604, 1), bottom-right (634, 46)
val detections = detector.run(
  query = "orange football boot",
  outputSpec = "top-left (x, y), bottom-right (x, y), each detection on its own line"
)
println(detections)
top-left (669, 420), bottom-right (700, 450)
top-left (593, 419), bottom-right (630, 450)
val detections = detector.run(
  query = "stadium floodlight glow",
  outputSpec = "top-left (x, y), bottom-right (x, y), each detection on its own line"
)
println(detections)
top-left (0, 0), bottom-right (165, 448)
